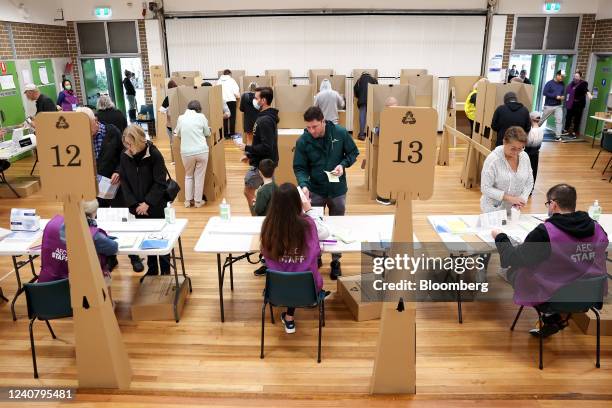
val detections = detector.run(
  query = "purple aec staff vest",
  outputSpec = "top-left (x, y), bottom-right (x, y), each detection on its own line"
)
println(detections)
top-left (513, 221), bottom-right (609, 306)
top-left (38, 215), bottom-right (110, 283)
top-left (60, 91), bottom-right (78, 111)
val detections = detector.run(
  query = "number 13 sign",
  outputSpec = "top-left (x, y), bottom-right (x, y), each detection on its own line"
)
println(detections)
top-left (376, 107), bottom-right (438, 200)
top-left (35, 112), bottom-right (97, 201)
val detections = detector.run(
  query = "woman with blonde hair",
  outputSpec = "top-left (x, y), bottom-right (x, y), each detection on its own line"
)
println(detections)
top-left (119, 125), bottom-right (171, 275)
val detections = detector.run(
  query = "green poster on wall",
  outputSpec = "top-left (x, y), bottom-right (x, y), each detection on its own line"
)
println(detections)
top-left (0, 60), bottom-right (26, 126)
top-left (30, 59), bottom-right (57, 104)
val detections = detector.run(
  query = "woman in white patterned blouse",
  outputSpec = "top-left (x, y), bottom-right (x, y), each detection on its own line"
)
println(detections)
top-left (480, 126), bottom-right (534, 214)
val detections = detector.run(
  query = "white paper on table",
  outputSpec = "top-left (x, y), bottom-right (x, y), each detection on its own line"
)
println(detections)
top-left (477, 210), bottom-right (507, 229)
top-left (21, 69), bottom-right (32, 85)
top-left (0, 75), bottom-right (16, 90)
top-left (38, 66), bottom-right (49, 85)
top-left (97, 207), bottom-right (133, 223)
top-left (97, 175), bottom-right (119, 199)
top-left (324, 170), bottom-right (340, 183)
top-left (310, 206), bottom-right (324, 218)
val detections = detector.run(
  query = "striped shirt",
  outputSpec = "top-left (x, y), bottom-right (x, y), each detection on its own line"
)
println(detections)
top-left (480, 145), bottom-right (534, 213)
top-left (93, 123), bottom-right (106, 159)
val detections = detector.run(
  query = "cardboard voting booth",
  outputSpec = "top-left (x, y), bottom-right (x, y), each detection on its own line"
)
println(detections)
top-left (308, 69), bottom-right (333, 86)
top-left (171, 71), bottom-right (202, 87)
top-left (315, 74), bottom-right (347, 126)
top-left (276, 128), bottom-right (303, 185)
top-left (274, 84), bottom-right (314, 129)
top-left (400, 69), bottom-right (428, 77)
top-left (365, 84), bottom-right (416, 200)
top-left (448, 76), bottom-right (482, 136)
top-left (371, 106), bottom-right (438, 394)
top-left (168, 85), bottom-right (227, 202)
top-left (242, 75), bottom-right (272, 91)
top-left (265, 69), bottom-right (291, 86)
top-left (151, 65), bottom-right (167, 146)
top-left (36, 112), bottom-right (132, 388)
top-left (352, 69), bottom-right (379, 136)
top-left (399, 73), bottom-right (438, 108)
top-left (217, 69), bottom-right (245, 90)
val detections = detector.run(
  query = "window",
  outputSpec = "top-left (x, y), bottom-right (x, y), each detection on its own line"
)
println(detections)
top-left (514, 17), bottom-right (546, 50)
top-left (76, 21), bottom-right (139, 56)
top-left (108, 22), bottom-right (139, 54)
top-left (546, 17), bottom-right (580, 50)
top-left (77, 22), bottom-right (107, 55)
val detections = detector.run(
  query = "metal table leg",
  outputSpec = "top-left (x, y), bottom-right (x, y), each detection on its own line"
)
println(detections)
top-left (177, 237), bottom-right (191, 292)
top-left (171, 248), bottom-right (181, 323)
top-left (10, 255), bottom-right (38, 321)
top-left (30, 148), bottom-right (38, 175)
top-left (217, 253), bottom-right (225, 322)
top-left (0, 287), bottom-right (8, 302)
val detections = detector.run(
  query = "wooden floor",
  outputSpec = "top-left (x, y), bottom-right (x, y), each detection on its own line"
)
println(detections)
top-left (0, 133), bottom-right (611, 406)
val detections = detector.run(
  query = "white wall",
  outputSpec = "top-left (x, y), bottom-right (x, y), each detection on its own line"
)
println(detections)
top-left (485, 14), bottom-right (507, 82)
top-left (145, 20), bottom-right (163, 66)
top-left (60, 0), bottom-right (148, 21)
top-left (497, 0), bottom-right (600, 15)
top-left (596, 0), bottom-right (612, 19)
top-left (166, 15), bottom-right (486, 78)
top-left (164, 0), bottom-right (487, 12)
top-left (0, 0), bottom-right (65, 25)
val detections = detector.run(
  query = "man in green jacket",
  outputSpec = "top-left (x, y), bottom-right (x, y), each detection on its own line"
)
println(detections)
top-left (293, 106), bottom-right (359, 280)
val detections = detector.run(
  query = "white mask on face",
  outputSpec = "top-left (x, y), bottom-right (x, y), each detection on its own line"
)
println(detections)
top-left (252, 99), bottom-right (260, 110)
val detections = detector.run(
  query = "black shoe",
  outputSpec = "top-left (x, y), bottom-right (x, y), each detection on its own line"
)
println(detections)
top-left (131, 257), bottom-right (145, 273)
top-left (376, 196), bottom-right (392, 206)
top-left (330, 260), bottom-right (342, 280)
top-left (145, 269), bottom-right (159, 276)
top-left (358, 134), bottom-right (366, 141)
top-left (317, 257), bottom-right (323, 268)
top-left (107, 256), bottom-right (118, 271)
top-left (160, 270), bottom-right (171, 276)
top-left (280, 312), bottom-right (296, 334)
top-left (254, 265), bottom-right (267, 276)
top-left (529, 323), bottom-right (561, 338)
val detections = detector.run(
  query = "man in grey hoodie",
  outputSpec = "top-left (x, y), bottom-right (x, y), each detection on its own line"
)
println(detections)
top-left (314, 79), bottom-right (345, 124)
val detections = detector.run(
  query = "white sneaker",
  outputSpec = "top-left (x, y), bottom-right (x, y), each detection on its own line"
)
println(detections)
top-left (195, 201), bottom-right (206, 208)
top-left (184, 201), bottom-right (191, 208)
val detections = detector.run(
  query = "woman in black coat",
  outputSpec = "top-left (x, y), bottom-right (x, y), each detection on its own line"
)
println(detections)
top-left (96, 95), bottom-right (128, 133)
top-left (119, 125), bottom-right (171, 275)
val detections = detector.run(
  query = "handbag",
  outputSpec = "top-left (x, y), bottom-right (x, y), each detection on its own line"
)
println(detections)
top-left (165, 169), bottom-right (180, 202)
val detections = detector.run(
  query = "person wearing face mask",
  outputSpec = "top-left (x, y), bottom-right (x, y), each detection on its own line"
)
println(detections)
top-left (314, 79), bottom-right (345, 124)
top-left (57, 79), bottom-right (79, 111)
top-left (236, 87), bottom-right (279, 208)
top-left (293, 106), bottom-right (359, 280)
top-left (491, 183), bottom-right (608, 338)
top-left (480, 126), bottom-right (534, 214)
top-left (564, 71), bottom-right (592, 138)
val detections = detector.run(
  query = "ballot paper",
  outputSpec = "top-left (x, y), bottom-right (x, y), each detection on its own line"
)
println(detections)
top-left (332, 227), bottom-right (355, 243)
top-left (97, 175), bottom-right (119, 199)
top-left (324, 170), bottom-right (340, 183)
top-left (97, 207), bottom-right (133, 223)
top-left (116, 234), bottom-right (140, 249)
top-left (477, 210), bottom-right (507, 229)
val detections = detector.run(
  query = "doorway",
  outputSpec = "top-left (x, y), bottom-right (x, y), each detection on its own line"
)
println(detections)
top-left (509, 53), bottom-right (575, 112)
top-left (585, 54), bottom-right (612, 138)
top-left (80, 57), bottom-right (144, 115)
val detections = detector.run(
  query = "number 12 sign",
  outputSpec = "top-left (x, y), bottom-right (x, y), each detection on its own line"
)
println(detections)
top-left (376, 107), bottom-right (438, 200)
top-left (35, 112), bottom-right (97, 201)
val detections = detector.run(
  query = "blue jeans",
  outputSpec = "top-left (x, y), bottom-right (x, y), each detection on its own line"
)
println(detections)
top-left (358, 105), bottom-right (367, 136)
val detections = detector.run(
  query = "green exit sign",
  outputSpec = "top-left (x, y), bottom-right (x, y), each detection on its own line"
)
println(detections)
top-left (94, 7), bottom-right (112, 18)
top-left (543, 2), bottom-right (561, 13)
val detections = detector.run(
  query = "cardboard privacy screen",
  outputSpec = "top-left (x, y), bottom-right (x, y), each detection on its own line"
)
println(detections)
top-left (315, 74), bottom-right (346, 97)
top-left (265, 69), bottom-right (291, 86)
top-left (400, 69), bottom-right (427, 77)
top-left (377, 107), bottom-right (438, 200)
top-left (399, 74), bottom-right (438, 108)
top-left (274, 84), bottom-right (314, 129)
top-left (308, 69), bottom-right (333, 85)
top-left (242, 75), bottom-right (272, 91)
top-left (35, 112), bottom-right (98, 201)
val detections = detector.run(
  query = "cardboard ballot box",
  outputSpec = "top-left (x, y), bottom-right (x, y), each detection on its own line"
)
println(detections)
top-left (573, 305), bottom-right (612, 336)
top-left (131, 275), bottom-right (190, 321)
top-left (276, 129), bottom-right (302, 185)
top-left (337, 274), bottom-right (382, 322)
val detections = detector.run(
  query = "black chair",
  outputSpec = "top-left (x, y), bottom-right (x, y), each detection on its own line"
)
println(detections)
top-left (23, 279), bottom-right (73, 378)
top-left (591, 129), bottom-right (612, 182)
top-left (260, 270), bottom-right (326, 363)
top-left (510, 275), bottom-right (606, 370)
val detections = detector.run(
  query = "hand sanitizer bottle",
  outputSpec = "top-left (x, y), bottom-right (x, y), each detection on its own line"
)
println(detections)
top-left (588, 200), bottom-right (601, 221)
top-left (220, 198), bottom-right (231, 221)
top-left (164, 202), bottom-right (176, 224)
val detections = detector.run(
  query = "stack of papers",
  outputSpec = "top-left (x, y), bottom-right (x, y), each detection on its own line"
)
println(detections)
top-left (140, 239), bottom-right (168, 250)
top-left (97, 175), bottom-right (119, 200)
top-left (117, 235), bottom-right (140, 249)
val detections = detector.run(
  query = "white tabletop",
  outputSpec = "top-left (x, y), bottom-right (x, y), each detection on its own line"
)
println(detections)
top-left (428, 213), bottom-right (612, 253)
top-left (195, 214), bottom-right (405, 254)
top-left (278, 128), bottom-right (304, 135)
top-left (0, 218), bottom-right (187, 257)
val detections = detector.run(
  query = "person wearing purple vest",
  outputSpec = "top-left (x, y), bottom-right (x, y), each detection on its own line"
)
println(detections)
top-left (56, 79), bottom-right (79, 112)
top-left (492, 184), bottom-right (608, 338)
top-left (260, 183), bottom-right (325, 334)
top-left (38, 200), bottom-right (118, 300)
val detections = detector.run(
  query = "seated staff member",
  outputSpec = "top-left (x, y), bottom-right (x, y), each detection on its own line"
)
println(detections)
top-left (174, 100), bottom-right (211, 208)
top-left (492, 184), bottom-right (608, 337)
top-left (38, 200), bottom-right (118, 302)
top-left (480, 126), bottom-right (534, 214)
top-left (293, 106), bottom-right (359, 280)
top-left (119, 125), bottom-right (171, 276)
top-left (236, 87), bottom-right (279, 209)
top-left (260, 183), bottom-right (325, 334)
